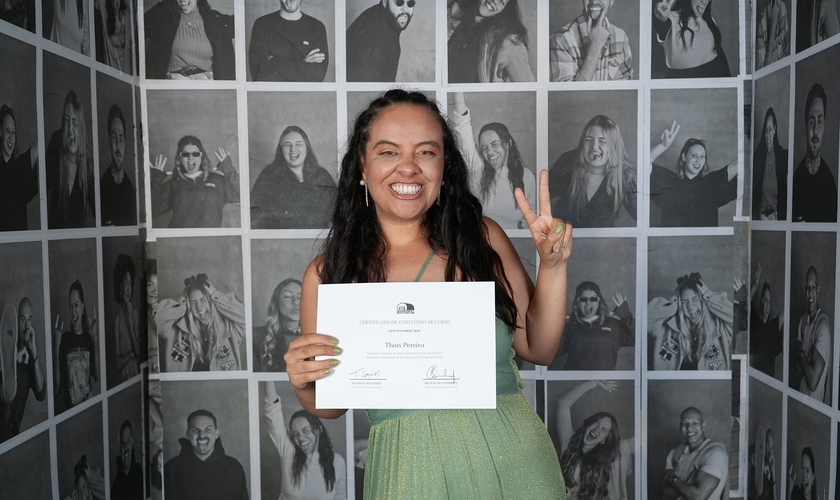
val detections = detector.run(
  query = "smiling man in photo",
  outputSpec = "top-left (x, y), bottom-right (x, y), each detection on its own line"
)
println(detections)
top-left (346, 0), bottom-right (415, 82)
top-left (550, 0), bottom-right (633, 81)
top-left (660, 407), bottom-right (728, 500)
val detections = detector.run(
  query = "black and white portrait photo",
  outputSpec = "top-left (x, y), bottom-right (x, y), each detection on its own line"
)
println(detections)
top-left (48, 238), bottom-right (101, 415)
top-left (94, 0), bottom-right (134, 74)
top-left (43, 51), bottom-right (97, 229)
top-left (747, 377), bottom-right (782, 500)
top-left (97, 73), bottom-right (137, 227)
top-left (0, 0), bottom-right (36, 31)
top-left (749, 230), bottom-right (786, 380)
top-left (546, 379), bottom-right (636, 500)
top-left (548, 237), bottom-right (636, 371)
top-left (447, 0), bottom-right (536, 83)
top-left (648, 235), bottom-right (735, 371)
top-left (752, 67), bottom-right (790, 221)
top-left (245, 0), bottom-right (335, 82)
top-left (647, 379), bottom-right (730, 500)
top-left (155, 236), bottom-right (246, 372)
top-left (42, 0), bottom-right (91, 55)
top-left (56, 403), bottom-right (106, 500)
top-left (145, 254), bottom-right (159, 375)
top-left (162, 379), bottom-right (250, 500)
top-left (143, 0), bottom-right (235, 80)
top-left (795, 0), bottom-right (840, 53)
top-left (0, 429), bottom-right (52, 498)
top-left (649, 88), bottom-right (739, 227)
top-left (650, 0), bottom-right (739, 78)
top-left (788, 231), bottom-right (835, 406)
top-left (0, 241), bottom-right (47, 444)
top-left (0, 33), bottom-right (39, 232)
top-left (250, 238), bottom-right (321, 372)
top-left (258, 381), bottom-right (347, 500)
top-left (755, 0), bottom-right (791, 69)
top-left (248, 91), bottom-right (337, 230)
top-left (791, 44), bottom-right (840, 222)
top-left (447, 91), bottom-right (536, 229)
top-left (547, 89), bottom-right (638, 227)
top-left (102, 236), bottom-right (145, 389)
top-left (786, 397), bottom-right (831, 500)
top-left (346, 0), bottom-right (435, 82)
top-left (146, 89), bottom-right (240, 229)
top-left (108, 382), bottom-right (143, 500)
top-left (548, 0), bottom-right (639, 81)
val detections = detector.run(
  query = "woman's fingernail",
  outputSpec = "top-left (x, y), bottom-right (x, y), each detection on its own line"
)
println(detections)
top-left (333, 347), bottom-right (343, 354)
top-left (330, 359), bottom-right (340, 367)
top-left (330, 337), bottom-right (339, 345)
top-left (553, 223), bottom-right (564, 234)
top-left (553, 243), bottom-right (561, 253)
top-left (323, 368), bottom-right (331, 375)
top-left (562, 240), bottom-right (569, 249)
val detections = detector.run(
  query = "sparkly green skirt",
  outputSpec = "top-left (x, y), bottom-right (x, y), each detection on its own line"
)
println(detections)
top-left (364, 392), bottom-right (567, 499)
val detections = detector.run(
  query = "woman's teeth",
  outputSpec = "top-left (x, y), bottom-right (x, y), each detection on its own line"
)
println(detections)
top-left (391, 184), bottom-right (421, 195)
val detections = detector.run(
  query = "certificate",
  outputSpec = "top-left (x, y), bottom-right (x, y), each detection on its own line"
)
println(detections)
top-left (315, 282), bottom-right (497, 409)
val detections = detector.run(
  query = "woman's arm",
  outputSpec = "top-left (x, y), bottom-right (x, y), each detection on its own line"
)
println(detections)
top-left (651, 121), bottom-right (680, 165)
top-left (263, 382), bottom-right (295, 458)
top-left (214, 149), bottom-right (241, 205)
top-left (495, 36), bottom-right (535, 82)
top-left (504, 170), bottom-right (573, 365)
top-left (285, 257), bottom-right (347, 419)
top-left (115, 312), bottom-right (135, 373)
top-left (448, 93), bottom-right (482, 196)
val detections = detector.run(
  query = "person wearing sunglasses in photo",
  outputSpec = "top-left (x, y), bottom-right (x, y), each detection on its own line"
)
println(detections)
top-left (548, 281), bottom-right (634, 371)
top-left (346, 0), bottom-right (416, 82)
top-left (149, 135), bottom-right (239, 228)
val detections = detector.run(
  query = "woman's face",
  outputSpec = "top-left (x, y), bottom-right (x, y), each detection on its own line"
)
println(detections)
top-left (279, 282), bottom-right (301, 322)
top-left (801, 454), bottom-right (814, 493)
top-left (69, 289), bottom-right (84, 333)
top-left (679, 288), bottom-right (702, 325)
top-left (681, 144), bottom-right (706, 179)
top-left (121, 271), bottom-right (133, 304)
top-left (147, 274), bottom-right (158, 304)
top-left (479, 130), bottom-right (509, 171)
top-left (360, 103), bottom-right (444, 225)
top-left (281, 131), bottom-right (307, 169)
top-left (290, 417), bottom-right (319, 456)
top-left (582, 416), bottom-right (612, 449)
top-left (764, 431), bottom-right (775, 464)
top-left (63, 103), bottom-right (80, 155)
top-left (583, 125), bottom-right (610, 171)
top-left (188, 288), bottom-right (211, 326)
top-left (179, 143), bottom-right (202, 175)
top-left (477, 0), bottom-right (510, 18)
top-left (1, 114), bottom-right (15, 161)
top-left (764, 115), bottom-right (776, 152)
top-left (576, 290), bottom-right (600, 320)
top-left (691, 0), bottom-right (710, 18)
top-left (177, 0), bottom-right (198, 14)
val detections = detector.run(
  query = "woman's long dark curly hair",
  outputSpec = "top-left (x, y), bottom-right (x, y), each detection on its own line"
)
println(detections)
top-left (478, 122), bottom-right (525, 209)
top-left (105, 0), bottom-right (127, 37)
top-left (289, 411), bottom-right (337, 492)
top-left (270, 126), bottom-right (322, 183)
top-left (673, 0), bottom-right (722, 53)
top-left (449, 0), bottom-right (529, 81)
top-left (560, 412), bottom-right (621, 500)
top-left (321, 89), bottom-right (518, 331)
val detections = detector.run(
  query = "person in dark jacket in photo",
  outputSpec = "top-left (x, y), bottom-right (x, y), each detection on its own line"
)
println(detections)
top-left (753, 107), bottom-right (789, 220)
top-left (111, 420), bottom-right (143, 500)
top-left (164, 409), bottom-right (249, 500)
top-left (346, 0), bottom-right (415, 82)
top-left (144, 0), bottom-right (235, 80)
top-left (150, 135), bottom-right (240, 228)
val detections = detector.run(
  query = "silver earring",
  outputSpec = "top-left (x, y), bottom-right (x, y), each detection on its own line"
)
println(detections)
top-left (360, 179), bottom-right (368, 207)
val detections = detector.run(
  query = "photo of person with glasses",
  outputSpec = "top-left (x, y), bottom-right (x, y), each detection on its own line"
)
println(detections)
top-left (149, 135), bottom-right (240, 228)
top-left (548, 281), bottom-right (634, 371)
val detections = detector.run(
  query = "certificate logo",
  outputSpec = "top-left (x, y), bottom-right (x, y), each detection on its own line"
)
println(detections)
top-left (396, 302), bottom-right (415, 314)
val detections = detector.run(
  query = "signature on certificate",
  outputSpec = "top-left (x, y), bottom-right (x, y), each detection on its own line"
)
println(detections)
top-left (349, 368), bottom-right (385, 380)
top-left (424, 364), bottom-right (459, 381)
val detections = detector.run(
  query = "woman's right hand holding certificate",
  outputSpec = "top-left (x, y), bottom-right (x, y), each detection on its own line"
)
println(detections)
top-left (284, 333), bottom-right (342, 391)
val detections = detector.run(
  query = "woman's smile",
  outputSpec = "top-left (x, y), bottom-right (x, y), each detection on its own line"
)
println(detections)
top-left (391, 182), bottom-right (422, 197)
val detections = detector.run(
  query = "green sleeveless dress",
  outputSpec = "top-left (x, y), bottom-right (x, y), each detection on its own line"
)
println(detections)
top-left (363, 252), bottom-right (567, 499)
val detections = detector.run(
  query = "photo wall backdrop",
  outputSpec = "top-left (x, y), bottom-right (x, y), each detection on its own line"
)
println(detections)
top-left (0, 1), bottom-right (146, 500)
top-left (748, 1), bottom-right (840, 499)
top-left (138, 1), bottom-right (753, 499)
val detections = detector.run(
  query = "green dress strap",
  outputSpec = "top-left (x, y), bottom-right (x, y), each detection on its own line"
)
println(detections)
top-left (414, 250), bottom-right (436, 282)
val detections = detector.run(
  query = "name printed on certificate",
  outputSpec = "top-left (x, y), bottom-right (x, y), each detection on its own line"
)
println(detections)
top-left (315, 281), bottom-right (497, 410)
